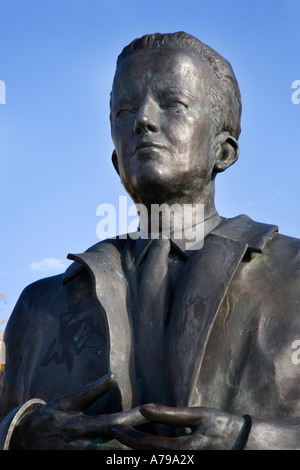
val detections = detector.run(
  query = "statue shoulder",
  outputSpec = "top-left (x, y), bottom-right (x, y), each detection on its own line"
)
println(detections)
top-left (265, 230), bottom-right (300, 263)
top-left (4, 274), bottom-right (63, 351)
top-left (8, 236), bottom-right (128, 329)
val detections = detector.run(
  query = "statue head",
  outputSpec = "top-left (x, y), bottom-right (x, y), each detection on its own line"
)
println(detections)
top-left (115, 32), bottom-right (242, 142)
top-left (110, 32), bottom-right (242, 207)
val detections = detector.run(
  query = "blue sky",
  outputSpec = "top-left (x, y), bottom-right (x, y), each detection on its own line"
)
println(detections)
top-left (0, 0), bottom-right (299, 324)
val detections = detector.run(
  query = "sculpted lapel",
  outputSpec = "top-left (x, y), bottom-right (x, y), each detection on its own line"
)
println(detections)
top-left (166, 233), bottom-right (248, 407)
top-left (166, 215), bottom-right (278, 407)
top-left (67, 241), bottom-right (134, 411)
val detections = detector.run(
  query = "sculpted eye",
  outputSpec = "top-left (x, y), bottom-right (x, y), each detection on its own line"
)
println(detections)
top-left (162, 99), bottom-right (188, 111)
top-left (115, 108), bottom-right (135, 119)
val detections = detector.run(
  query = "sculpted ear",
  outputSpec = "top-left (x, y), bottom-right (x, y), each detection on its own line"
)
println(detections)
top-left (213, 133), bottom-right (239, 173)
top-left (112, 149), bottom-right (120, 175)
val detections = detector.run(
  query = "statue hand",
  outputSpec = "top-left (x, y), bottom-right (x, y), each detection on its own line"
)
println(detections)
top-left (10, 373), bottom-right (147, 450)
top-left (111, 404), bottom-right (245, 450)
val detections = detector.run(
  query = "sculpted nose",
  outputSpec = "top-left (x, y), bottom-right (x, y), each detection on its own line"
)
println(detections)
top-left (134, 97), bottom-right (160, 135)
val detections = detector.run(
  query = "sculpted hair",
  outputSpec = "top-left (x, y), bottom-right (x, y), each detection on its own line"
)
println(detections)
top-left (116, 31), bottom-right (242, 140)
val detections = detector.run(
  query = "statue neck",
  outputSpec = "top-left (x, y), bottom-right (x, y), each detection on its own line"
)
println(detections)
top-left (136, 184), bottom-right (219, 239)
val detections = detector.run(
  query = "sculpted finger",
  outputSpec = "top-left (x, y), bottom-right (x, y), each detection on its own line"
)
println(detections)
top-left (54, 373), bottom-right (115, 412)
top-left (111, 407), bottom-right (149, 428)
top-left (82, 406), bottom-right (148, 438)
top-left (140, 404), bottom-right (206, 427)
top-left (111, 424), bottom-right (182, 450)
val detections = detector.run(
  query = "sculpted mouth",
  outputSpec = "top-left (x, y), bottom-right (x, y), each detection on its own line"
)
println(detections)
top-left (134, 142), bottom-right (167, 153)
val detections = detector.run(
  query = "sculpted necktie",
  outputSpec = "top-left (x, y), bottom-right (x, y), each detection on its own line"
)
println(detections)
top-left (135, 238), bottom-right (171, 403)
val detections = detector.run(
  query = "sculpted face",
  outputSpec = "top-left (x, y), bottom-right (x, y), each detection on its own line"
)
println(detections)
top-left (110, 48), bottom-right (216, 205)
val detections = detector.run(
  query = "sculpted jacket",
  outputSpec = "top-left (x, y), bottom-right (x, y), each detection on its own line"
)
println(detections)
top-left (1, 214), bottom-right (300, 448)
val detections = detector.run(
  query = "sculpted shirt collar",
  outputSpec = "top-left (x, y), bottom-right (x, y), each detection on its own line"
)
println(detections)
top-left (133, 212), bottom-right (224, 266)
top-left (62, 214), bottom-right (278, 286)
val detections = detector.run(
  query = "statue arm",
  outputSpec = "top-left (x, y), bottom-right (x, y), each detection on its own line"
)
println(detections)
top-left (244, 417), bottom-right (300, 450)
top-left (0, 287), bottom-right (39, 449)
top-left (0, 283), bottom-right (147, 450)
top-left (0, 286), bottom-right (31, 421)
top-left (111, 405), bottom-right (300, 450)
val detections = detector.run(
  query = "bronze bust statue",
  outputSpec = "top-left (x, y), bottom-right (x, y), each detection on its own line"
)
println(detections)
top-left (1, 32), bottom-right (300, 450)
